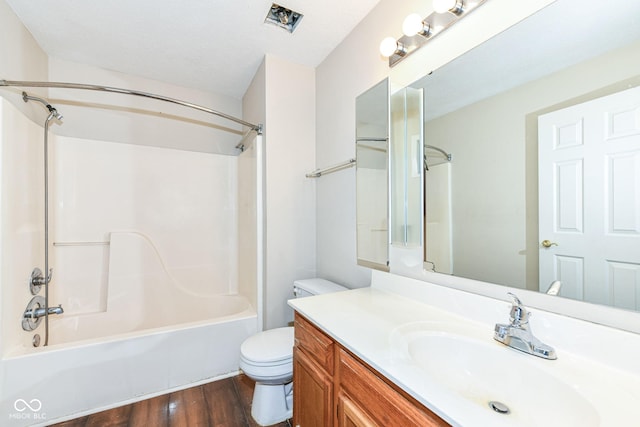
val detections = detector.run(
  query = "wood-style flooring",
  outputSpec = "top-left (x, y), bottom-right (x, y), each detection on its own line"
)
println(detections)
top-left (50, 374), bottom-right (291, 427)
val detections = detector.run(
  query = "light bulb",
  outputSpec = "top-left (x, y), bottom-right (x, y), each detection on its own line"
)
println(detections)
top-left (379, 37), bottom-right (399, 57)
top-left (402, 13), bottom-right (424, 37)
top-left (432, 0), bottom-right (456, 13)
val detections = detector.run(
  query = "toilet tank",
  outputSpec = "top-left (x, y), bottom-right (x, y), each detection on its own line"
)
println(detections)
top-left (293, 278), bottom-right (348, 298)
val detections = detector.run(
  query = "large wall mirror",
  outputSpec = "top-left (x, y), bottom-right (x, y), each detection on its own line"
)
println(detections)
top-left (410, 0), bottom-right (640, 311)
top-left (356, 79), bottom-right (390, 271)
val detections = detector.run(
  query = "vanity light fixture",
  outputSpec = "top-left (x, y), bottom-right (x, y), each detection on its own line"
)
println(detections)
top-left (380, 37), bottom-right (407, 58)
top-left (402, 13), bottom-right (431, 37)
top-left (264, 3), bottom-right (303, 33)
top-left (380, 0), bottom-right (487, 66)
top-left (433, 0), bottom-right (464, 15)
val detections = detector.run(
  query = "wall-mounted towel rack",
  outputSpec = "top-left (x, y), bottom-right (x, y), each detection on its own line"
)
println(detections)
top-left (306, 158), bottom-right (356, 178)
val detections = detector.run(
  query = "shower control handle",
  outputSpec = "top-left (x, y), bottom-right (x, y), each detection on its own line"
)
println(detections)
top-left (31, 267), bottom-right (53, 286)
top-left (29, 267), bottom-right (53, 295)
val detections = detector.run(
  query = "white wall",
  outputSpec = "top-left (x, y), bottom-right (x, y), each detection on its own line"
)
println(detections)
top-left (244, 55), bottom-right (316, 329)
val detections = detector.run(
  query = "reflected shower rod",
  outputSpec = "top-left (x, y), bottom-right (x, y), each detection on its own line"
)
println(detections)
top-left (0, 79), bottom-right (262, 134)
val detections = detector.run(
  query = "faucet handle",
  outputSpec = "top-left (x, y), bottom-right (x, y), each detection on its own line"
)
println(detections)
top-left (507, 292), bottom-right (529, 326)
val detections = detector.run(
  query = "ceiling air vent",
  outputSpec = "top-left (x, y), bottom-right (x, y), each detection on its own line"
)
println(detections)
top-left (264, 3), bottom-right (303, 33)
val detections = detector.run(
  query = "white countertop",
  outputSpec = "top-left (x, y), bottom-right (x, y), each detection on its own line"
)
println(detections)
top-left (287, 276), bottom-right (640, 427)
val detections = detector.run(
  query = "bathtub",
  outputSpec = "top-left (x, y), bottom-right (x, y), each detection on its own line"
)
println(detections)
top-left (0, 232), bottom-right (258, 426)
top-left (1, 304), bottom-right (257, 426)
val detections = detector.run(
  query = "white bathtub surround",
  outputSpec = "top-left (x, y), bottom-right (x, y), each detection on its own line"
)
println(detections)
top-left (51, 135), bottom-right (240, 303)
top-left (288, 271), bottom-right (640, 426)
top-left (0, 97), bottom-right (263, 426)
top-left (40, 231), bottom-right (254, 347)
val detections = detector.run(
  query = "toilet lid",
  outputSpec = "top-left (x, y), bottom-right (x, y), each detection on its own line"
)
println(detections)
top-left (241, 327), bottom-right (294, 363)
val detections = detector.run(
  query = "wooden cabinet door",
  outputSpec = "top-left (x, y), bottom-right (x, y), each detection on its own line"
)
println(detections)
top-left (337, 349), bottom-right (449, 427)
top-left (293, 347), bottom-right (333, 427)
top-left (337, 392), bottom-right (377, 427)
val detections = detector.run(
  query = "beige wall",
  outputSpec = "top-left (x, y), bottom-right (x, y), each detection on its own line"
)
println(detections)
top-left (241, 60), bottom-right (266, 328)
top-left (0, 0), bottom-right (49, 357)
top-left (0, 0), bottom-right (48, 120)
top-left (244, 55), bottom-right (316, 329)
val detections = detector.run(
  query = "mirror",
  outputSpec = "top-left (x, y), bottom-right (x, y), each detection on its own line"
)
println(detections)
top-left (409, 0), bottom-right (640, 310)
top-left (356, 79), bottom-right (389, 271)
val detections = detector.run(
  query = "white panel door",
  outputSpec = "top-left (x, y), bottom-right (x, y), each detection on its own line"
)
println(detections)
top-left (538, 86), bottom-right (640, 309)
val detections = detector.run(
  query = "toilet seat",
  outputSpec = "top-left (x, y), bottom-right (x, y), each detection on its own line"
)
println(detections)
top-left (240, 326), bottom-right (294, 364)
top-left (239, 327), bottom-right (294, 384)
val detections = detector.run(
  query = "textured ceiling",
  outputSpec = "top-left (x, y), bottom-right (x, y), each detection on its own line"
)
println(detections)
top-left (6, 0), bottom-right (382, 99)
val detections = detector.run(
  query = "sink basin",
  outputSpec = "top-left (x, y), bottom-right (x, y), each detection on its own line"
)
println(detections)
top-left (390, 322), bottom-right (599, 427)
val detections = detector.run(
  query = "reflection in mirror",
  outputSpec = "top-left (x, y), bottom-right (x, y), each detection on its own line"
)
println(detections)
top-left (424, 145), bottom-right (452, 273)
top-left (390, 86), bottom-right (423, 248)
top-left (356, 79), bottom-right (389, 271)
top-left (412, 0), bottom-right (640, 311)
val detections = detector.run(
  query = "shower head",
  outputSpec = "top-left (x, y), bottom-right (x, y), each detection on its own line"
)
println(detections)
top-left (46, 104), bottom-right (63, 121)
top-left (22, 91), bottom-right (63, 122)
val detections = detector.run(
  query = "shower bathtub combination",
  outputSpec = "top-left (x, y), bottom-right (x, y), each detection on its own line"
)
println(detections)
top-left (0, 82), bottom-right (264, 426)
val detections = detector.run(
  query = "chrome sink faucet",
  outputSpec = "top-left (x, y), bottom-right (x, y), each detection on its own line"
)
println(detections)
top-left (494, 293), bottom-right (557, 360)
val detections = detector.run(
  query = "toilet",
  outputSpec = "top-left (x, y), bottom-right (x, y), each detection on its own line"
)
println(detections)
top-left (239, 278), bottom-right (348, 426)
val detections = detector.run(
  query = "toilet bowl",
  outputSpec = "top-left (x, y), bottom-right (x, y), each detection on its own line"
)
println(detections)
top-left (239, 278), bottom-right (347, 426)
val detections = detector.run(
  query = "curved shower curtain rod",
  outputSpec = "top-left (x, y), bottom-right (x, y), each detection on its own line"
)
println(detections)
top-left (0, 79), bottom-right (262, 134)
top-left (425, 144), bottom-right (451, 161)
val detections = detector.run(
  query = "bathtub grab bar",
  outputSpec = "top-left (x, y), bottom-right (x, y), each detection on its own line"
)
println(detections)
top-left (53, 241), bottom-right (110, 246)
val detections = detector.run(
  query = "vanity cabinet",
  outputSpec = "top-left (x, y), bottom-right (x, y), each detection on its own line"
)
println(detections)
top-left (293, 313), bottom-right (335, 427)
top-left (293, 312), bottom-right (449, 427)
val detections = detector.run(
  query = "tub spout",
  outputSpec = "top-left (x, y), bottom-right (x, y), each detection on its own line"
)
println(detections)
top-left (24, 304), bottom-right (64, 320)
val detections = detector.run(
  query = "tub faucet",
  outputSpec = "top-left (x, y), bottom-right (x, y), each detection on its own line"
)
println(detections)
top-left (24, 304), bottom-right (64, 320)
top-left (494, 293), bottom-right (556, 360)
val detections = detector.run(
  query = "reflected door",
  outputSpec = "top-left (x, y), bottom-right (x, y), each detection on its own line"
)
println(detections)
top-left (538, 86), bottom-right (640, 309)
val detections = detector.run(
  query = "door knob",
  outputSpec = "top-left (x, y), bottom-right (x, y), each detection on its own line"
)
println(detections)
top-left (541, 240), bottom-right (558, 248)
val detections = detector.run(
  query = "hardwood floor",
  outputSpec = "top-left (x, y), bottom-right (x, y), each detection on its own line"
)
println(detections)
top-left (50, 374), bottom-right (291, 427)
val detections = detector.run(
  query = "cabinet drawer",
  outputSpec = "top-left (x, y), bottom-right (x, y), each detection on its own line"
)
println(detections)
top-left (338, 349), bottom-right (449, 427)
top-left (294, 313), bottom-right (335, 375)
